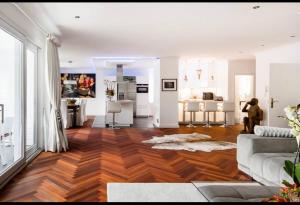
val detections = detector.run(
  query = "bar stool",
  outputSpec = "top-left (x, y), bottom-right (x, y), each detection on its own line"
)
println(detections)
top-left (202, 101), bottom-right (218, 128)
top-left (220, 102), bottom-right (235, 127)
top-left (107, 101), bottom-right (122, 129)
top-left (185, 101), bottom-right (200, 128)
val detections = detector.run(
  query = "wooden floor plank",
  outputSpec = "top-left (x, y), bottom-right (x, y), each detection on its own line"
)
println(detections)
top-left (0, 120), bottom-right (251, 202)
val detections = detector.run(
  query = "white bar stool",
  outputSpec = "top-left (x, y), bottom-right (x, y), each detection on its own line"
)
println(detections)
top-left (185, 101), bottom-right (200, 128)
top-left (220, 102), bottom-right (235, 127)
top-left (202, 101), bottom-right (218, 128)
top-left (107, 101), bottom-right (122, 129)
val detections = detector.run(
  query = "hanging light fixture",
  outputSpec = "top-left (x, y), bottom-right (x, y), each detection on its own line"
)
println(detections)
top-left (210, 60), bottom-right (215, 81)
top-left (184, 74), bottom-right (188, 81)
top-left (196, 69), bottom-right (202, 80)
top-left (183, 59), bottom-right (188, 82)
top-left (196, 60), bottom-right (202, 80)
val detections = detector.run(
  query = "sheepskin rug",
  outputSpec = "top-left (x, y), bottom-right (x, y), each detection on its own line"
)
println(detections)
top-left (142, 132), bottom-right (236, 152)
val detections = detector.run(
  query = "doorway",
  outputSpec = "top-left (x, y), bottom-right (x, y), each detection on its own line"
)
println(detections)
top-left (268, 63), bottom-right (300, 127)
top-left (234, 75), bottom-right (254, 123)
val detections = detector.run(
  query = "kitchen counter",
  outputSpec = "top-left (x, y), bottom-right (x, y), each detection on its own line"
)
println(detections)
top-left (105, 100), bottom-right (134, 127)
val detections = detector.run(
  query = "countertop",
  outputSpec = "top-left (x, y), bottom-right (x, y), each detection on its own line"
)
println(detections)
top-left (117, 100), bottom-right (134, 104)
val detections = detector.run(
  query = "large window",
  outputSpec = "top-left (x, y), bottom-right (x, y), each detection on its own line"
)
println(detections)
top-left (0, 26), bottom-right (24, 177)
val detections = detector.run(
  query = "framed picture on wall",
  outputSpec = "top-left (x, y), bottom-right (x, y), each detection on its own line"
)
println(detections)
top-left (161, 79), bottom-right (177, 91)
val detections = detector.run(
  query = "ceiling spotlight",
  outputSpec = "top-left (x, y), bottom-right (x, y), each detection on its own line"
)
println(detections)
top-left (68, 60), bottom-right (73, 63)
top-left (75, 16), bottom-right (80, 19)
top-left (252, 5), bottom-right (260, 9)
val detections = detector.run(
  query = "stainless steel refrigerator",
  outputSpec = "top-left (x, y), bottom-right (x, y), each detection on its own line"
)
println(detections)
top-left (117, 78), bottom-right (137, 117)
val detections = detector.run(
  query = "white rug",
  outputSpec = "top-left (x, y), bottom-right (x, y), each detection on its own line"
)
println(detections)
top-left (143, 132), bottom-right (212, 143)
top-left (142, 133), bottom-right (236, 152)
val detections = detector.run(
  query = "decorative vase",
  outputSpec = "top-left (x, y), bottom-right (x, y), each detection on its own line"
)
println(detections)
top-left (296, 136), bottom-right (300, 163)
top-left (296, 136), bottom-right (300, 146)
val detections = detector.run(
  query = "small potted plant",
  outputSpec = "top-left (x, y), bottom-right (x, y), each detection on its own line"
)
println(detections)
top-left (67, 98), bottom-right (77, 105)
top-left (104, 80), bottom-right (115, 101)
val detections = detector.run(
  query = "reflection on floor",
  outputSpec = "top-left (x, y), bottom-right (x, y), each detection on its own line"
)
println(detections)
top-left (133, 117), bottom-right (154, 128)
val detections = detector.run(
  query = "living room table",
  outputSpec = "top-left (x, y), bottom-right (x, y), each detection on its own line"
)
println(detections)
top-left (106, 181), bottom-right (269, 202)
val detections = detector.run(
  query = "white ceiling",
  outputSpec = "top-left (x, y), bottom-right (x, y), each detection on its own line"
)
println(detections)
top-left (17, 2), bottom-right (300, 68)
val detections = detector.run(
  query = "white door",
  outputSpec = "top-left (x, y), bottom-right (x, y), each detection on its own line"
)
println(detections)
top-left (269, 63), bottom-right (300, 127)
top-left (234, 75), bottom-right (254, 123)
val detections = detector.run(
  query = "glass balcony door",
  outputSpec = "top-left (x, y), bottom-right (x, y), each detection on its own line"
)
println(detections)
top-left (0, 24), bottom-right (25, 184)
top-left (25, 44), bottom-right (38, 157)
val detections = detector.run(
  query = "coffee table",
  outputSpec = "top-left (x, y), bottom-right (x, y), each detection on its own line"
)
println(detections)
top-left (107, 181), bottom-right (263, 202)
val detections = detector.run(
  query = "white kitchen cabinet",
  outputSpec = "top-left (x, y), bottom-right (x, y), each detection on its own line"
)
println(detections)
top-left (136, 93), bottom-right (149, 117)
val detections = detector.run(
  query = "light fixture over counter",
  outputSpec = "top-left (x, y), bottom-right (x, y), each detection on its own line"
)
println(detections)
top-left (196, 69), bottom-right (202, 80)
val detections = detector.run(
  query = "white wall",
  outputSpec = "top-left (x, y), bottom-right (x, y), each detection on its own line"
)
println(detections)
top-left (228, 59), bottom-right (256, 102)
top-left (158, 57), bottom-right (179, 128)
top-left (0, 3), bottom-right (47, 150)
top-left (213, 60), bottom-right (229, 100)
top-left (255, 42), bottom-right (300, 125)
top-left (178, 58), bottom-right (229, 100)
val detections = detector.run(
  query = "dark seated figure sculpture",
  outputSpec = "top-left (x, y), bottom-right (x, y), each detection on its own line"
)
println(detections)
top-left (240, 98), bottom-right (263, 134)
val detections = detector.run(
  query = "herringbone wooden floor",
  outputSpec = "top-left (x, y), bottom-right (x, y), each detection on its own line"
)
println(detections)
top-left (0, 120), bottom-right (251, 202)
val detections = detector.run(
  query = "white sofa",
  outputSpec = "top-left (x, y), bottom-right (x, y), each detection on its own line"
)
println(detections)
top-left (237, 134), bottom-right (298, 186)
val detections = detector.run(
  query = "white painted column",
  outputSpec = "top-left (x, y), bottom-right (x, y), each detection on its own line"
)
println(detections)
top-left (158, 57), bottom-right (179, 128)
top-left (86, 67), bottom-right (106, 116)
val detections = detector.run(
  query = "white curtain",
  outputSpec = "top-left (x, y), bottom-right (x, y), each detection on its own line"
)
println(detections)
top-left (44, 34), bottom-right (68, 152)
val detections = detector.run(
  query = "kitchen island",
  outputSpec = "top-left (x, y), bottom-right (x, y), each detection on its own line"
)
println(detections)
top-left (105, 100), bottom-right (134, 127)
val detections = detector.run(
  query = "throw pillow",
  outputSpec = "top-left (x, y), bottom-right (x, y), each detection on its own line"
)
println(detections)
top-left (254, 125), bottom-right (294, 138)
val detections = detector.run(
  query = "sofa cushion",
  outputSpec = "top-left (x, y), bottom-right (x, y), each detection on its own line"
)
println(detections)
top-left (250, 153), bottom-right (294, 186)
top-left (237, 134), bottom-right (297, 169)
top-left (197, 185), bottom-right (279, 202)
top-left (263, 156), bottom-right (294, 186)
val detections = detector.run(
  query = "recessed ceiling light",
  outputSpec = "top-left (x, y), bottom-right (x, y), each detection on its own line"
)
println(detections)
top-left (75, 16), bottom-right (80, 19)
top-left (290, 35), bottom-right (296, 38)
top-left (68, 60), bottom-right (73, 63)
top-left (252, 5), bottom-right (260, 9)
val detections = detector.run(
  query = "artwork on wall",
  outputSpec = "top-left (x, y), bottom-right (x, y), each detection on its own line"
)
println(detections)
top-left (161, 79), bottom-right (177, 91)
top-left (61, 73), bottom-right (96, 98)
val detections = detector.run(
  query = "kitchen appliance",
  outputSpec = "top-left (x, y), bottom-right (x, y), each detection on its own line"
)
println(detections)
top-left (203, 92), bottom-right (214, 100)
top-left (136, 84), bottom-right (150, 117)
top-left (136, 84), bottom-right (148, 93)
top-left (116, 64), bottom-right (137, 116)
